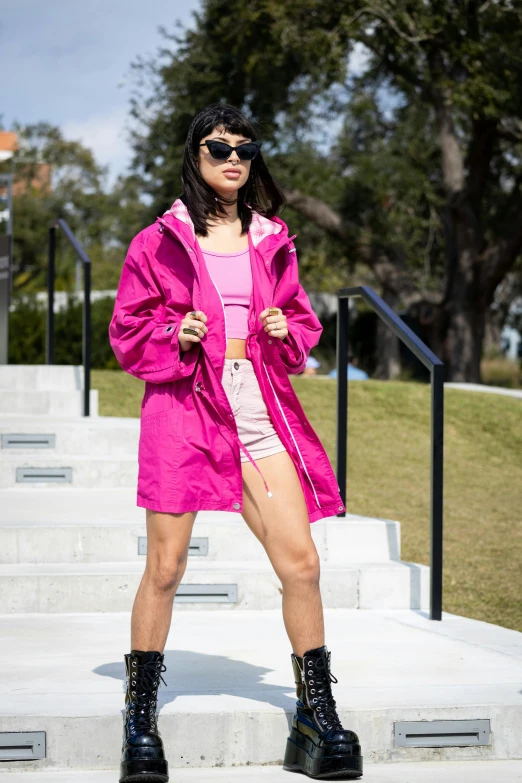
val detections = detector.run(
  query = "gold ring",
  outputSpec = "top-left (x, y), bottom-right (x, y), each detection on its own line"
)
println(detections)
top-left (268, 307), bottom-right (279, 316)
top-left (183, 327), bottom-right (198, 336)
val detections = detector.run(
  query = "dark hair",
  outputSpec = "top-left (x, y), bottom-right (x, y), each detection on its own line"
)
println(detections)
top-left (178, 102), bottom-right (285, 237)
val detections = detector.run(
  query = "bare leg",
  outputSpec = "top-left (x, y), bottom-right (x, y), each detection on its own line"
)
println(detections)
top-left (130, 509), bottom-right (197, 653)
top-left (240, 450), bottom-right (324, 657)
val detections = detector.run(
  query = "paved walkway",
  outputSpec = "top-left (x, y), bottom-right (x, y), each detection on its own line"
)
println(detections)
top-left (444, 382), bottom-right (522, 398)
top-left (1, 608), bottom-right (521, 774)
top-left (0, 759), bottom-right (521, 781)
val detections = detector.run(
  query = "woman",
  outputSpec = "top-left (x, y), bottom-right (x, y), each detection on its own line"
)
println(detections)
top-left (109, 103), bottom-right (363, 782)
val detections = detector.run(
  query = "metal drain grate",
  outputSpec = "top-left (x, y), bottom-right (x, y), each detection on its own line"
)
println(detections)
top-left (16, 467), bottom-right (72, 483)
top-left (394, 719), bottom-right (490, 747)
top-left (139, 536), bottom-right (208, 556)
top-left (2, 433), bottom-right (55, 449)
top-left (175, 584), bottom-right (237, 602)
top-left (0, 731), bottom-right (46, 760)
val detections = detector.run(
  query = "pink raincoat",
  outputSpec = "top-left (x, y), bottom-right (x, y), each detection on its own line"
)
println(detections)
top-left (108, 198), bottom-right (346, 523)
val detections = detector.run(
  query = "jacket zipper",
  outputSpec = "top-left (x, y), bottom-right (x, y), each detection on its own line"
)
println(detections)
top-left (202, 254), bottom-right (275, 499)
top-left (203, 227), bottom-right (319, 509)
top-left (262, 358), bottom-right (320, 509)
top-left (263, 235), bottom-right (320, 507)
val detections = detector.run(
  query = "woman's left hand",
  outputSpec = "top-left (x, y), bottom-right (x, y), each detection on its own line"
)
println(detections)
top-left (258, 307), bottom-right (288, 341)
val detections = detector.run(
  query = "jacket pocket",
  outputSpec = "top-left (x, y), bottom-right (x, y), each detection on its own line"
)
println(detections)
top-left (137, 407), bottom-right (182, 504)
top-left (176, 388), bottom-right (225, 500)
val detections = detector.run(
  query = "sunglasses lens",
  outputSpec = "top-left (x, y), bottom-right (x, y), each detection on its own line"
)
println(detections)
top-left (237, 143), bottom-right (259, 160)
top-left (207, 141), bottom-right (232, 159)
top-left (206, 141), bottom-right (260, 160)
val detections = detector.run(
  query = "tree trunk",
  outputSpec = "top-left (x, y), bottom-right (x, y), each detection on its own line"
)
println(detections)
top-left (441, 208), bottom-right (485, 382)
top-left (374, 286), bottom-right (401, 380)
top-left (484, 308), bottom-right (503, 356)
top-left (443, 302), bottom-right (485, 382)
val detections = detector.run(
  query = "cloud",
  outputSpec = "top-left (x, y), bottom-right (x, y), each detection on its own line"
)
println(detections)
top-left (1, 0), bottom-right (202, 186)
top-left (62, 107), bottom-right (133, 190)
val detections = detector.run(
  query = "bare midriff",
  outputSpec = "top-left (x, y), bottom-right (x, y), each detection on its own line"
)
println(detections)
top-left (225, 337), bottom-right (247, 360)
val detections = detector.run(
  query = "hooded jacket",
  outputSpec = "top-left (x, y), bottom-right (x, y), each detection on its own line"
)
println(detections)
top-left (108, 198), bottom-right (346, 523)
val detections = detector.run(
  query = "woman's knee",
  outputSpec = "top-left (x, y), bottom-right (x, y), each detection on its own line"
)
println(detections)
top-left (145, 547), bottom-right (189, 592)
top-left (278, 547), bottom-right (321, 585)
top-left (144, 509), bottom-right (196, 590)
top-left (146, 554), bottom-right (187, 592)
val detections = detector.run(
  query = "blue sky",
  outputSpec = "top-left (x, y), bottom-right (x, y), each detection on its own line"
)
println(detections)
top-left (2, 1), bottom-right (371, 193)
top-left (1, 0), bottom-right (202, 190)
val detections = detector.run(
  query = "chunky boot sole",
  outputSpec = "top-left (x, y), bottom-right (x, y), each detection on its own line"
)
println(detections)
top-left (119, 757), bottom-right (169, 783)
top-left (283, 728), bottom-right (363, 779)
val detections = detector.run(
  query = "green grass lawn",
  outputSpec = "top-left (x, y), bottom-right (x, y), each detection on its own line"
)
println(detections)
top-left (92, 369), bottom-right (522, 633)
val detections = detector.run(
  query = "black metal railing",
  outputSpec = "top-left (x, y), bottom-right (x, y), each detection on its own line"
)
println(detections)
top-left (335, 285), bottom-right (444, 621)
top-left (46, 219), bottom-right (91, 416)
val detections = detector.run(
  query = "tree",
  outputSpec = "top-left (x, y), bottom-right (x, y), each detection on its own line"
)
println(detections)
top-left (128, 0), bottom-right (522, 381)
top-left (3, 122), bottom-right (150, 292)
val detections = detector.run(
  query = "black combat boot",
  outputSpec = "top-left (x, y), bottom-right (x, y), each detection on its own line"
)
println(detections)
top-left (119, 649), bottom-right (169, 783)
top-left (283, 644), bottom-right (363, 779)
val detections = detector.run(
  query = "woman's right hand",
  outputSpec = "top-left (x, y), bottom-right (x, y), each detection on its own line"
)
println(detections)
top-left (178, 310), bottom-right (208, 352)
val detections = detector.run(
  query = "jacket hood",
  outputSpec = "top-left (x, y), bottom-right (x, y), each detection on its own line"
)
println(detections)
top-left (161, 197), bottom-right (289, 250)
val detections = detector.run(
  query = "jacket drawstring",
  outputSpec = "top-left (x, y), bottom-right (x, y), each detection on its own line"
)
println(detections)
top-left (195, 363), bottom-right (273, 499)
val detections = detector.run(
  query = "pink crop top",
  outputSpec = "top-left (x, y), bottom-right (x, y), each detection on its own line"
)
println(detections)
top-left (200, 245), bottom-right (252, 339)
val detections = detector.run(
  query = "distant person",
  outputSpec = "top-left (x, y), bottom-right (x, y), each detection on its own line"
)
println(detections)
top-left (109, 102), bottom-right (362, 782)
top-left (302, 355), bottom-right (321, 375)
top-left (328, 350), bottom-right (369, 380)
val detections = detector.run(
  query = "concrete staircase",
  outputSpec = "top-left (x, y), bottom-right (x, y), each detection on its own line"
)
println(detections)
top-left (0, 365), bottom-right (429, 614)
top-left (0, 365), bottom-right (98, 416)
top-left (0, 365), bottom-right (521, 776)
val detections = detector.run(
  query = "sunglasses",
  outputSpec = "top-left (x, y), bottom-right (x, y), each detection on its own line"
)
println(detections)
top-left (199, 139), bottom-right (261, 161)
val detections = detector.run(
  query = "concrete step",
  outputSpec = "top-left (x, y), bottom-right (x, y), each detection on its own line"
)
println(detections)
top-left (0, 415), bottom-right (138, 456)
top-left (0, 390), bottom-right (98, 417)
top-left (0, 760), bottom-right (521, 782)
top-left (0, 364), bottom-right (90, 391)
top-left (0, 455), bottom-right (136, 488)
top-left (0, 559), bottom-right (429, 612)
top-left (0, 488), bottom-right (143, 524)
top-left (0, 518), bottom-right (400, 565)
top-left (0, 608), bottom-right (520, 772)
top-left (0, 494), bottom-right (402, 565)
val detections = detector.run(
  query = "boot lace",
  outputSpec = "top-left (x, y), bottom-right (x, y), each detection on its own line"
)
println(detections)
top-left (305, 651), bottom-right (343, 733)
top-left (128, 659), bottom-right (167, 734)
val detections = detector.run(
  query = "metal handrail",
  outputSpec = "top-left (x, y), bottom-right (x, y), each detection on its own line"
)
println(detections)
top-left (46, 219), bottom-right (91, 416)
top-left (335, 285), bottom-right (444, 621)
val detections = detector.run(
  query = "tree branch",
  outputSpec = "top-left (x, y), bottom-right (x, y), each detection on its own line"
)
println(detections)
top-left (281, 188), bottom-right (432, 309)
top-left (356, 33), bottom-right (428, 91)
top-left (345, 6), bottom-right (431, 45)
top-left (482, 218), bottom-right (522, 298)
top-left (282, 188), bottom-right (356, 239)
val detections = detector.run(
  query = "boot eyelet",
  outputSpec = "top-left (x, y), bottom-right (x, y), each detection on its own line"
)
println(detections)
top-left (312, 698), bottom-right (317, 703)
top-left (327, 724), bottom-right (332, 728)
top-left (309, 680), bottom-right (314, 684)
top-left (308, 670), bottom-right (313, 675)
top-left (310, 689), bottom-right (315, 693)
